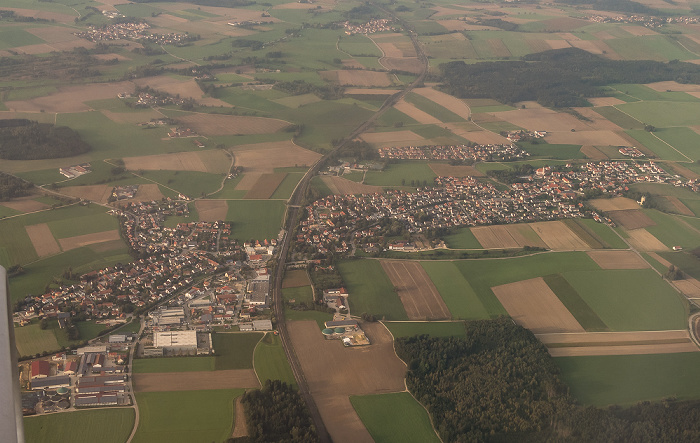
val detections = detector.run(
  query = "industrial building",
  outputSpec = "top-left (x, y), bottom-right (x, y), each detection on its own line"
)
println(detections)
top-left (154, 330), bottom-right (197, 349)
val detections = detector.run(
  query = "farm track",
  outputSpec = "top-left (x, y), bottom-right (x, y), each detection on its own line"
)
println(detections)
top-left (270, 2), bottom-right (429, 440)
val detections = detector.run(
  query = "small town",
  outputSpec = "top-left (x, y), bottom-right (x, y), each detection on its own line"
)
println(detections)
top-left (377, 143), bottom-right (530, 162)
top-left (343, 18), bottom-right (395, 35)
top-left (75, 22), bottom-right (196, 45)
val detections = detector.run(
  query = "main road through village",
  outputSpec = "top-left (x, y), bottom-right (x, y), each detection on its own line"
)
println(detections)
top-left (270, 4), bottom-right (429, 441)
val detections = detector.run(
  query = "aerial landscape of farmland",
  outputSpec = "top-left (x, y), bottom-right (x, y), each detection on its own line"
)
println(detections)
top-left (5, 0), bottom-right (700, 441)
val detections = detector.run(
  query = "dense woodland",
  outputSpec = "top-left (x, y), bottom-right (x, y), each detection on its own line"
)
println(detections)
top-left (0, 120), bottom-right (91, 160)
top-left (396, 318), bottom-right (700, 442)
top-left (239, 380), bottom-right (318, 443)
top-left (439, 48), bottom-right (700, 107)
top-left (0, 172), bottom-right (33, 201)
top-left (554, 0), bottom-right (660, 14)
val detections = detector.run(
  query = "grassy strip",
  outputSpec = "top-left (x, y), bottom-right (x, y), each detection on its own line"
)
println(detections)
top-left (543, 274), bottom-right (609, 332)
top-left (25, 408), bottom-right (134, 443)
top-left (546, 338), bottom-right (691, 348)
top-left (213, 332), bottom-right (263, 370)
top-left (421, 261), bottom-right (489, 320)
top-left (254, 332), bottom-right (297, 388)
top-left (384, 321), bottom-right (467, 338)
top-left (339, 259), bottom-right (408, 321)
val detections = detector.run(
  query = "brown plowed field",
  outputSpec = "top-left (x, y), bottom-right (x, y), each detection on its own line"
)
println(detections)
top-left (321, 176), bottom-right (383, 195)
top-left (665, 196), bottom-right (694, 216)
top-left (393, 100), bottom-right (441, 124)
top-left (545, 130), bottom-right (630, 146)
top-left (586, 250), bottom-right (649, 269)
top-left (195, 200), bottom-right (228, 222)
top-left (234, 173), bottom-right (262, 191)
top-left (627, 228), bottom-right (668, 251)
top-left (428, 163), bottom-right (484, 177)
top-left (327, 70), bottom-right (394, 87)
top-left (360, 130), bottom-right (424, 144)
top-left (133, 369), bottom-right (260, 392)
top-left (546, 40), bottom-right (572, 50)
top-left (0, 196), bottom-right (49, 213)
top-left (5, 81), bottom-right (135, 113)
top-left (25, 223), bottom-right (60, 257)
top-left (62, 185), bottom-right (113, 204)
top-left (590, 197), bottom-right (640, 212)
top-left (244, 173), bottom-right (287, 199)
top-left (580, 145), bottom-right (608, 160)
top-left (381, 260), bottom-right (451, 320)
top-left (123, 152), bottom-right (209, 172)
top-left (374, 41), bottom-right (404, 58)
top-left (282, 270), bottom-right (311, 288)
top-left (493, 107), bottom-right (592, 132)
top-left (548, 342), bottom-right (698, 357)
top-left (232, 141), bottom-right (321, 173)
top-left (174, 113), bottom-right (288, 135)
top-left (471, 224), bottom-right (547, 249)
top-left (59, 230), bottom-right (121, 251)
top-left (570, 107), bottom-right (624, 131)
top-left (588, 97), bottom-right (627, 106)
top-left (457, 129), bottom-right (511, 145)
top-left (288, 320), bottom-right (406, 443)
top-left (413, 88), bottom-right (472, 120)
top-left (492, 277), bottom-right (585, 334)
top-left (530, 221), bottom-right (590, 250)
top-left (380, 57), bottom-right (423, 74)
top-left (672, 278), bottom-right (700, 297)
top-left (537, 330), bottom-right (691, 344)
top-left (646, 81), bottom-right (700, 93)
top-left (609, 210), bottom-right (655, 230)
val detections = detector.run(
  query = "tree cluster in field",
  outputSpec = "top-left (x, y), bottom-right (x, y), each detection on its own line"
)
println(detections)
top-left (239, 380), bottom-right (318, 443)
top-left (0, 120), bottom-right (91, 160)
top-left (0, 48), bottom-right (102, 81)
top-left (555, 0), bottom-right (660, 14)
top-left (396, 318), bottom-right (700, 442)
top-left (273, 80), bottom-right (344, 100)
top-left (0, 171), bottom-right (33, 201)
top-left (439, 48), bottom-right (700, 107)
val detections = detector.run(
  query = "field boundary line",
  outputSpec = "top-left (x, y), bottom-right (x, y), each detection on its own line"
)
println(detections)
top-left (250, 332), bottom-right (267, 387)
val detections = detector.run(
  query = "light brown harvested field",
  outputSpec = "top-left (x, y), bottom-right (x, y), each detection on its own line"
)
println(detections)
top-left (123, 152), bottom-right (208, 172)
top-left (288, 320), bottom-right (406, 443)
top-left (133, 369), bottom-right (260, 392)
top-left (570, 107), bottom-right (624, 131)
top-left (627, 228), bottom-right (668, 251)
top-left (428, 163), bottom-right (484, 177)
top-left (4, 81), bottom-right (134, 113)
top-left (589, 197), bottom-right (640, 212)
top-left (172, 112), bottom-right (289, 136)
top-left (413, 88), bottom-right (471, 120)
top-left (195, 200), bottom-right (228, 222)
top-left (545, 130), bottom-right (631, 146)
top-left (526, 39), bottom-right (553, 52)
top-left (25, 223), bottom-right (61, 257)
top-left (530, 221), bottom-right (590, 250)
top-left (231, 396), bottom-right (248, 438)
top-left (128, 184), bottom-right (165, 202)
top-left (588, 97), bottom-right (627, 106)
top-left (393, 41), bottom-right (418, 58)
top-left (608, 210), bottom-right (655, 230)
top-left (360, 130), bottom-right (424, 144)
top-left (321, 177), bottom-right (383, 195)
top-left (381, 260), bottom-right (451, 320)
top-left (244, 173), bottom-right (287, 199)
top-left (234, 173), bottom-right (262, 191)
top-left (665, 196), bottom-right (694, 216)
top-left (12, 44), bottom-right (57, 55)
top-left (673, 278), bottom-right (700, 297)
top-left (0, 196), bottom-right (49, 213)
top-left (622, 26), bottom-right (659, 36)
top-left (333, 70), bottom-right (393, 87)
top-left (58, 230), bottom-right (121, 251)
top-left (580, 145), bottom-right (609, 160)
top-left (558, 33), bottom-right (581, 41)
top-left (345, 88), bottom-right (401, 95)
top-left (101, 109), bottom-right (163, 124)
top-left (373, 41), bottom-right (404, 58)
top-left (61, 185), bottom-right (113, 204)
top-left (586, 250), bottom-right (648, 269)
top-left (89, 239), bottom-right (125, 253)
top-left (646, 81), bottom-right (700, 93)
top-left (393, 99), bottom-right (441, 124)
top-left (548, 342), bottom-right (698, 357)
top-left (488, 39), bottom-right (511, 57)
top-left (492, 107), bottom-right (589, 132)
top-left (492, 277), bottom-right (585, 334)
top-left (282, 270), bottom-right (311, 288)
top-left (546, 40), bottom-right (572, 50)
top-left (380, 57), bottom-right (423, 74)
top-left (471, 224), bottom-right (547, 249)
top-left (537, 330), bottom-right (691, 344)
top-left (647, 251), bottom-right (672, 268)
top-left (232, 141), bottom-right (321, 173)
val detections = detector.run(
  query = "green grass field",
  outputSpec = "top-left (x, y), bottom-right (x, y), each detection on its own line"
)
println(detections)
top-left (339, 260), bottom-right (408, 321)
top-left (653, 127), bottom-right (700, 162)
top-left (48, 210), bottom-right (120, 239)
top-left (283, 285), bottom-right (314, 305)
top-left (254, 332), bottom-right (297, 387)
top-left (617, 101), bottom-right (700, 128)
top-left (556, 352), bottom-right (700, 406)
top-left (574, 219), bottom-right (628, 249)
top-left (351, 392), bottom-right (441, 443)
top-left (625, 129), bottom-right (687, 162)
top-left (133, 356), bottom-right (216, 373)
top-left (405, 92), bottom-right (465, 123)
top-left (363, 162), bottom-right (437, 187)
top-left (644, 210), bottom-right (700, 250)
top-left (212, 332), bottom-right (263, 370)
top-left (14, 323), bottom-right (59, 358)
top-left (384, 321), bottom-right (467, 338)
top-left (140, 170), bottom-right (224, 198)
top-left (543, 274), bottom-right (608, 331)
top-left (443, 226), bottom-right (483, 249)
top-left (421, 261), bottom-right (489, 319)
top-left (562, 269), bottom-right (687, 331)
top-left (25, 408), bottom-right (135, 443)
top-left (270, 172), bottom-right (304, 199)
top-left (133, 389), bottom-right (244, 443)
top-left (226, 200), bottom-right (286, 242)
top-left (592, 106), bottom-right (644, 130)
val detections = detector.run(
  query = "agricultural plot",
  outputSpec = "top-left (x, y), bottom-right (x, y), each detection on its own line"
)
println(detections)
top-left (25, 409), bottom-right (134, 443)
top-left (617, 101), bottom-right (700, 128)
top-left (380, 260), bottom-right (451, 320)
top-left (282, 269), bottom-right (311, 288)
top-left (404, 92), bottom-right (466, 123)
top-left (322, 70), bottom-right (394, 87)
top-left (134, 369), bottom-right (259, 392)
top-left (58, 230), bottom-right (121, 252)
top-left (442, 226), bottom-right (483, 249)
top-left (194, 200), bottom-right (228, 222)
top-left (542, 330), bottom-right (697, 357)
top-left (226, 200), bottom-right (285, 241)
top-left (243, 173), bottom-right (287, 199)
top-left (122, 151), bottom-right (213, 173)
top-left (412, 87), bottom-right (472, 120)
top-left (626, 228), bottom-right (668, 251)
top-left (25, 223), bottom-right (61, 257)
top-left (644, 210), bottom-right (700, 250)
top-left (13, 323), bottom-right (60, 358)
top-left (321, 176), bottom-right (383, 195)
top-left (428, 163), bottom-right (484, 177)
top-left (339, 260), bottom-right (408, 321)
top-left (530, 221), bottom-right (591, 250)
top-left (60, 185), bottom-right (113, 204)
top-left (360, 130), bottom-right (425, 144)
top-left (589, 197), bottom-right (640, 212)
top-left (586, 250), bottom-right (648, 269)
top-left (0, 195), bottom-right (49, 213)
top-left (363, 162), bottom-right (436, 188)
top-left (471, 224), bottom-right (547, 249)
top-left (254, 332), bottom-right (297, 387)
top-left (133, 357), bottom-right (216, 374)
top-left (4, 81), bottom-right (134, 113)
top-left (231, 140), bottom-right (321, 173)
top-left (132, 76), bottom-right (229, 107)
top-left (170, 112), bottom-right (290, 135)
top-left (383, 321), bottom-right (467, 338)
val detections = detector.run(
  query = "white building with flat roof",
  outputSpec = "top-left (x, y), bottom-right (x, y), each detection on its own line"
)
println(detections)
top-left (153, 330), bottom-right (197, 349)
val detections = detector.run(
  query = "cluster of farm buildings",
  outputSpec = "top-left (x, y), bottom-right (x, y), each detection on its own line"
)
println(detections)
top-left (377, 143), bottom-right (529, 162)
top-left (75, 22), bottom-right (194, 45)
top-left (343, 19), bottom-right (395, 35)
top-left (59, 163), bottom-right (91, 179)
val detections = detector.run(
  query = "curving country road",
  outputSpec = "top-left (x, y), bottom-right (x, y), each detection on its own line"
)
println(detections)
top-left (270, 4), bottom-right (429, 441)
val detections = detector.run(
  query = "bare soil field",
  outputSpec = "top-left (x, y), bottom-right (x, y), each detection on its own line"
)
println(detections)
top-left (627, 228), bottom-right (668, 251)
top-left (282, 269), bottom-right (311, 288)
top-left (413, 88), bottom-right (471, 120)
top-left (673, 277), bottom-right (700, 297)
top-left (530, 221), bottom-right (590, 250)
top-left (89, 239), bottom-right (125, 253)
top-left (123, 152), bottom-right (208, 172)
top-left (428, 163), bottom-right (484, 177)
top-left (288, 320), bottom-right (406, 443)
top-left (231, 141), bottom-right (321, 173)
top-left (58, 230), bottom-right (121, 251)
top-left (586, 250), bottom-right (649, 269)
top-left (545, 130), bottom-right (631, 146)
top-left (492, 277), bottom-right (585, 334)
top-left (244, 173), bottom-right (287, 199)
top-left (173, 112), bottom-right (289, 136)
top-left (101, 109), bottom-right (163, 124)
top-left (665, 196), bottom-right (694, 216)
top-left (548, 342), bottom-right (698, 357)
top-left (380, 57), bottom-right (423, 74)
top-left (393, 100), bottom-right (441, 124)
top-left (471, 224), bottom-right (547, 249)
top-left (360, 130), bottom-right (424, 144)
top-left (546, 40), bottom-right (572, 50)
top-left (371, 41), bottom-right (404, 58)
top-left (25, 223), bottom-right (61, 257)
top-left (321, 177), bottom-right (382, 195)
top-left (580, 145), bottom-right (609, 160)
top-left (345, 88), bottom-right (400, 95)
top-left (195, 200), bottom-right (228, 222)
top-left (608, 210), bottom-right (655, 230)
top-left (0, 196), bottom-right (49, 213)
top-left (588, 97), bottom-right (627, 106)
top-left (492, 107), bottom-right (591, 132)
top-left (589, 197), bottom-right (640, 212)
top-left (234, 173), bottom-right (262, 191)
top-left (570, 107), bottom-right (624, 131)
top-left (646, 81), bottom-right (700, 93)
top-left (133, 369), bottom-right (260, 392)
top-left (61, 185), bottom-right (113, 204)
top-left (539, 330), bottom-right (698, 356)
top-left (5, 81), bottom-right (134, 113)
top-left (381, 260), bottom-right (451, 320)
top-left (321, 70), bottom-right (393, 87)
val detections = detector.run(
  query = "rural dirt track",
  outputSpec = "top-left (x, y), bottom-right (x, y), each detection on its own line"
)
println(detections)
top-left (381, 260), bottom-right (451, 320)
top-left (133, 369), bottom-right (260, 392)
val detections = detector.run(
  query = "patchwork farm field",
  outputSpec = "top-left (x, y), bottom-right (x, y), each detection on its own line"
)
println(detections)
top-left (25, 409), bottom-right (134, 443)
top-left (339, 260), bottom-right (408, 321)
top-left (254, 332), bottom-right (297, 387)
